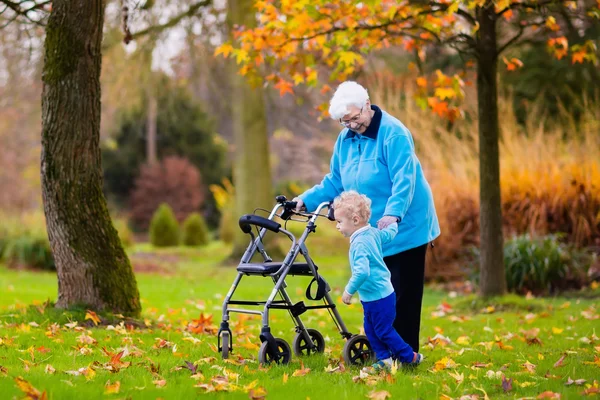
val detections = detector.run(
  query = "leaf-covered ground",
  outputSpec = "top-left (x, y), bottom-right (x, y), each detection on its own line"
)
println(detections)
top-left (0, 242), bottom-right (598, 399)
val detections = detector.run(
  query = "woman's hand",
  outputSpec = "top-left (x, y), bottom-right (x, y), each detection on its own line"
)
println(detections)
top-left (377, 215), bottom-right (398, 229)
top-left (342, 291), bottom-right (352, 305)
top-left (292, 197), bottom-right (304, 212)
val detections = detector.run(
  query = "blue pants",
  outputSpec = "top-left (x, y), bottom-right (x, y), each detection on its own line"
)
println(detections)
top-left (362, 292), bottom-right (414, 363)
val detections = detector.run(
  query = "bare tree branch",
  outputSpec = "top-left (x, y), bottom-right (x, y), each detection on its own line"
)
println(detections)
top-left (498, 24), bottom-right (526, 54)
top-left (128, 0), bottom-right (211, 42)
top-left (0, 0), bottom-right (50, 27)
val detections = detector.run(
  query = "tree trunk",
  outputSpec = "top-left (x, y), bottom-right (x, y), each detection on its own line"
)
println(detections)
top-left (227, 0), bottom-right (275, 259)
top-left (41, 0), bottom-right (141, 316)
top-left (476, 3), bottom-right (506, 296)
top-left (146, 89), bottom-right (158, 165)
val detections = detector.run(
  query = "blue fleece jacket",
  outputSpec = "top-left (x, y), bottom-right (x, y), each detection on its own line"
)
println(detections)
top-left (345, 223), bottom-right (397, 302)
top-left (300, 105), bottom-right (440, 256)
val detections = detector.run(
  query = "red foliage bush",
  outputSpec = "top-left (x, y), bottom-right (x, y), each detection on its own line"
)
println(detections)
top-left (130, 156), bottom-right (204, 230)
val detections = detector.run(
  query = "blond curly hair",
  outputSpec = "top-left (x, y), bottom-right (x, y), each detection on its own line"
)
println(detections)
top-left (333, 190), bottom-right (372, 223)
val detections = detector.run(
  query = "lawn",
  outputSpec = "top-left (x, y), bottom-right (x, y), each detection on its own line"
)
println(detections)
top-left (0, 241), bottom-right (598, 399)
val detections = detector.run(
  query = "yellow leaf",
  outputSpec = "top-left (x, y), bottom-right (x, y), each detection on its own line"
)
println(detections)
top-left (85, 310), bottom-right (101, 326)
top-left (552, 327), bottom-right (564, 335)
top-left (434, 87), bottom-right (456, 100)
top-left (214, 43), bottom-right (234, 58)
top-left (447, 2), bottom-right (459, 15)
top-left (282, 372), bottom-right (288, 383)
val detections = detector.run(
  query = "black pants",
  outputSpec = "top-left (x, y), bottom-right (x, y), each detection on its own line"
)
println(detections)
top-left (383, 243), bottom-right (428, 353)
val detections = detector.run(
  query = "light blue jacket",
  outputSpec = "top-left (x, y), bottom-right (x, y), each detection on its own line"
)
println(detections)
top-left (300, 105), bottom-right (440, 256)
top-left (345, 223), bottom-right (397, 302)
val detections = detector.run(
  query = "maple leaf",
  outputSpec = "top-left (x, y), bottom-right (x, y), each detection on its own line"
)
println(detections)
top-left (104, 380), bottom-right (121, 394)
top-left (522, 360), bottom-right (537, 373)
top-left (274, 79), bottom-right (294, 97)
top-left (433, 357), bottom-right (457, 371)
top-left (367, 390), bottom-right (391, 400)
top-left (249, 387), bottom-right (268, 400)
top-left (565, 377), bottom-right (586, 386)
top-left (292, 361), bottom-right (311, 377)
top-left (434, 87), bottom-right (456, 100)
top-left (553, 353), bottom-right (567, 368)
top-left (85, 310), bottom-right (101, 326)
top-left (537, 391), bottom-right (561, 399)
top-left (502, 375), bottom-right (513, 392)
top-left (14, 376), bottom-right (47, 400)
top-left (153, 379), bottom-right (167, 387)
top-left (215, 43), bottom-right (234, 58)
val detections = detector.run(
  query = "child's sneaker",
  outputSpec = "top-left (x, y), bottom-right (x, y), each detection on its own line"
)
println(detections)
top-left (404, 352), bottom-right (424, 367)
top-left (361, 358), bottom-right (392, 374)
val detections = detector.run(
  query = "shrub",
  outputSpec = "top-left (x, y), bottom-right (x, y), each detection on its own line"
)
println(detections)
top-left (130, 156), bottom-right (204, 230)
top-left (470, 234), bottom-right (594, 294)
top-left (0, 212), bottom-right (54, 271)
top-left (149, 204), bottom-right (180, 247)
top-left (3, 234), bottom-right (54, 271)
top-left (182, 213), bottom-right (210, 246)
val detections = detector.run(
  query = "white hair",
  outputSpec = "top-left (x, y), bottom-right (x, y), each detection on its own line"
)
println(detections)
top-left (328, 81), bottom-right (369, 120)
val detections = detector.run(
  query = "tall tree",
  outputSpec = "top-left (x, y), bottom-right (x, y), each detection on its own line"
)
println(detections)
top-left (219, 0), bottom-right (599, 296)
top-left (227, 0), bottom-right (274, 258)
top-left (41, 0), bottom-right (140, 315)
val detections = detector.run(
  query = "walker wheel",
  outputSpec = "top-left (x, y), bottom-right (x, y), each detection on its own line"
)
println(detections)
top-left (220, 331), bottom-right (230, 359)
top-left (292, 328), bottom-right (325, 356)
top-left (258, 338), bottom-right (292, 365)
top-left (342, 335), bottom-right (374, 366)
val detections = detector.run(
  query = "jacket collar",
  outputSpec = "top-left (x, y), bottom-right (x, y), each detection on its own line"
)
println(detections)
top-left (345, 105), bottom-right (382, 140)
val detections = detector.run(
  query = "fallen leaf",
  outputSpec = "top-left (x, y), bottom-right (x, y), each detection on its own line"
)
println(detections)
top-left (522, 360), bottom-right (537, 373)
top-left (292, 361), bottom-right (311, 377)
top-left (85, 310), bottom-right (101, 326)
top-left (14, 376), bottom-right (47, 400)
top-left (104, 380), bottom-right (120, 394)
top-left (449, 370), bottom-right (464, 384)
top-left (553, 353), bottom-right (567, 368)
top-left (366, 390), bottom-right (391, 400)
top-left (153, 379), bottom-right (167, 387)
top-left (433, 357), bottom-right (457, 371)
top-left (249, 387), bottom-right (268, 400)
top-left (44, 365), bottom-right (55, 375)
top-left (537, 391), bottom-right (561, 399)
top-left (502, 375), bottom-right (513, 392)
top-left (282, 372), bottom-right (289, 383)
top-left (565, 377), bottom-right (586, 386)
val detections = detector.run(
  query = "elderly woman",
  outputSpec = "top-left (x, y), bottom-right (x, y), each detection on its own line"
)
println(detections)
top-left (293, 81), bottom-right (440, 356)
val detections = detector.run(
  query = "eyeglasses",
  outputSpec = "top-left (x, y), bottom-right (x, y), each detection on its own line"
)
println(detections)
top-left (339, 107), bottom-right (364, 127)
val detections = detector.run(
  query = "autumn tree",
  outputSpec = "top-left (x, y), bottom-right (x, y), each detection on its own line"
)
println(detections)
top-left (219, 0), bottom-right (599, 296)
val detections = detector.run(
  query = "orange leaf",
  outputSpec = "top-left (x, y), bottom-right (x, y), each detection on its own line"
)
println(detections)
top-left (249, 387), bottom-right (268, 400)
top-left (292, 361), bottom-right (311, 377)
top-left (571, 50), bottom-right (586, 64)
top-left (537, 391), bottom-right (561, 399)
top-left (104, 380), bottom-right (121, 394)
top-left (367, 390), bottom-right (392, 400)
top-left (416, 77), bottom-right (428, 87)
top-left (14, 377), bottom-right (47, 400)
top-left (274, 79), bottom-right (294, 97)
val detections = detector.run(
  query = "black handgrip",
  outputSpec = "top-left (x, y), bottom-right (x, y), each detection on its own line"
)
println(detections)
top-left (239, 214), bottom-right (281, 234)
top-left (285, 201), bottom-right (298, 210)
top-left (327, 202), bottom-right (335, 221)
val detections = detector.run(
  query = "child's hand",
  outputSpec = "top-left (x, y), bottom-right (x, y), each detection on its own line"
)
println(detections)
top-left (342, 291), bottom-right (352, 305)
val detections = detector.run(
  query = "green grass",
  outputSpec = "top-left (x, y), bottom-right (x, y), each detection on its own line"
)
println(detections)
top-left (0, 242), bottom-right (599, 399)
